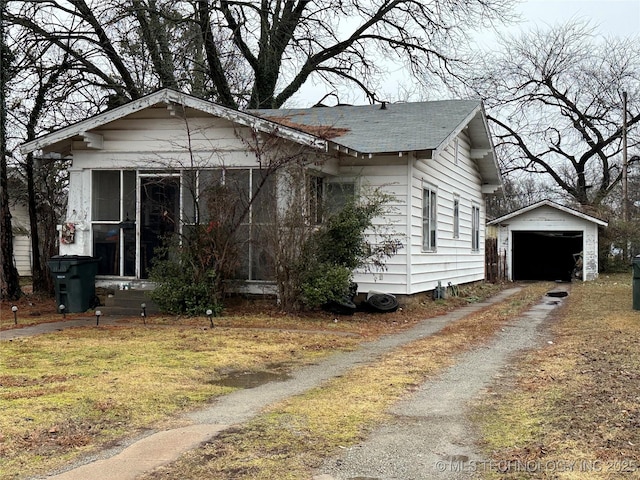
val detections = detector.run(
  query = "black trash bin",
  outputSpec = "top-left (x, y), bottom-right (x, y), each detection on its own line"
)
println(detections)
top-left (633, 256), bottom-right (640, 311)
top-left (48, 255), bottom-right (99, 313)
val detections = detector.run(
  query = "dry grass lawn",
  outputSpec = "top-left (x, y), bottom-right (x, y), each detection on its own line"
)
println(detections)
top-left (137, 282), bottom-right (551, 480)
top-left (0, 281), bottom-right (502, 479)
top-left (0, 326), bottom-right (361, 479)
top-left (473, 273), bottom-right (640, 479)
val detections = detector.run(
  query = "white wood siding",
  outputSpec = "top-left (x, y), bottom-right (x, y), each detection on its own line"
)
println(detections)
top-left (409, 132), bottom-right (486, 293)
top-left (10, 202), bottom-right (32, 276)
top-left (13, 235), bottom-right (32, 276)
top-left (342, 131), bottom-right (489, 296)
top-left (338, 156), bottom-right (411, 294)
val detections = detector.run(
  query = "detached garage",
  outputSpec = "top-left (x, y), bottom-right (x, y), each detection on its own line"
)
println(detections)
top-left (489, 200), bottom-right (608, 282)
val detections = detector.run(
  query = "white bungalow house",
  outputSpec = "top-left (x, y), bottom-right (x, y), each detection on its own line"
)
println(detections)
top-left (21, 89), bottom-right (501, 296)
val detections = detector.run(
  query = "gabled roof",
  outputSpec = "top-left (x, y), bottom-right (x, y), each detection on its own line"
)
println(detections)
top-left (488, 200), bottom-right (608, 227)
top-left (21, 89), bottom-right (326, 156)
top-left (20, 89), bottom-right (501, 190)
top-left (252, 100), bottom-right (481, 154)
top-left (252, 100), bottom-right (501, 189)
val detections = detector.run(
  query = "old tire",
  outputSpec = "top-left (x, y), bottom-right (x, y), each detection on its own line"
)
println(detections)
top-left (366, 293), bottom-right (399, 313)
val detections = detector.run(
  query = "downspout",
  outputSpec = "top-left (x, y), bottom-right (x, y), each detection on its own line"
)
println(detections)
top-left (406, 154), bottom-right (414, 295)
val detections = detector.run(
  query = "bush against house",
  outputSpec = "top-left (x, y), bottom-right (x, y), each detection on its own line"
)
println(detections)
top-left (295, 192), bottom-right (403, 310)
top-left (149, 169), bottom-right (402, 314)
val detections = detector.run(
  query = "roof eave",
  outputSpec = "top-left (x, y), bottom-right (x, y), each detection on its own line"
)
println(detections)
top-left (431, 102), bottom-right (503, 190)
top-left (21, 89), bottom-right (326, 155)
top-left (488, 200), bottom-right (609, 227)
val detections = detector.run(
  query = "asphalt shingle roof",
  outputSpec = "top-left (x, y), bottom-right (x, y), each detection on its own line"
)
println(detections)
top-left (251, 100), bottom-right (481, 154)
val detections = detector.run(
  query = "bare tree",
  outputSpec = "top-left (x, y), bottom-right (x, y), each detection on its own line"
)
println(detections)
top-left (5, 15), bottom-right (93, 294)
top-left (21, 63), bottom-right (75, 294)
top-left (1, 1), bottom-right (22, 300)
top-left (485, 175), bottom-right (560, 219)
top-left (462, 21), bottom-right (640, 208)
top-left (7, 0), bottom-right (516, 109)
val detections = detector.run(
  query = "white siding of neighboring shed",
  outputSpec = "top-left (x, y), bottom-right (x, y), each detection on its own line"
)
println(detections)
top-left (496, 205), bottom-right (600, 281)
top-left (13, 235), bottom-right (32, 276)
top-left (10, 202), bottom-right (32, 276)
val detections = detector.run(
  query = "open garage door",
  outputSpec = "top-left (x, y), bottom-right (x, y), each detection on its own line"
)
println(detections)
top-left (512, 231), bottom-right (583, 281)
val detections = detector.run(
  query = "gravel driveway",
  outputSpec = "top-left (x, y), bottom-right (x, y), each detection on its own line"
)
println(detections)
top-left (31, 286), bottom-right (565, 480)
top-left (314, 289), bottom-right (565, 480)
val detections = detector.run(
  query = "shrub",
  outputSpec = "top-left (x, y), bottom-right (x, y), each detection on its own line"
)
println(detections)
top-left (299, 263), bottom-right (353, 308)
top-left (149, 239), bottom-right (222, 317)
top-left (296, 191), bottom-right (402, 309)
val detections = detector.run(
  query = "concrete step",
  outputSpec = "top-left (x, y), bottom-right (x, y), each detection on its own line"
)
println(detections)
top-left (101, 289), bottom-right (161, 316)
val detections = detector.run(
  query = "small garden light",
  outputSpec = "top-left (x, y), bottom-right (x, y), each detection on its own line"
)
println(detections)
top-left (206, 309), bottom-right (214, 328)
top-left (141, 303), bottom-right (147, 324)
top-left (59, 304), bottom-right (66, 319)
top-left (11, 305), bottom-right (18, 325)
top-left (95, 310), bottom-right (102, 326)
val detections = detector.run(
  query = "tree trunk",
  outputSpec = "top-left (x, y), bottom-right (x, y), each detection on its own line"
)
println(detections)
top-left (25, 154), bottom-right (53, 293)
top-left (0, 161), bottom-right (22, 300)
top-left (0, 6), bottom-right (22, 300)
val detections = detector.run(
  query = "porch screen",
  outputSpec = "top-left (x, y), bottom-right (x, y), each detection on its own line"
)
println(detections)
top-left (92, 170), bottom-right (136, 276)
top-left (183, 168), bottom-right (276, 282)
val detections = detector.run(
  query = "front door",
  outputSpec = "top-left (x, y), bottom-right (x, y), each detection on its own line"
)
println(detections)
top-left (140, 176), bottom-right (180, 278)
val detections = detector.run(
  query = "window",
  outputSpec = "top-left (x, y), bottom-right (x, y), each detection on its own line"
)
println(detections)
top-left (472, 204), bottom-right (480, 251)
top-left (190, 168), bottom-right (276, 281)
top-left (308, 175), bottom-right (324, 224)
top-left (453, 196), bottom-right (460, 239)
top-left (422, 186), bottom-right (437, 251)
top-left (325, 180), bottom-right (356, 217)
top-left (182, 169), bottom-right (223, 225)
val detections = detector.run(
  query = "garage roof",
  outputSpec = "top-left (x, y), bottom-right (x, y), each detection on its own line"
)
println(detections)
top-left (488, 200), bottom-right (608, 227)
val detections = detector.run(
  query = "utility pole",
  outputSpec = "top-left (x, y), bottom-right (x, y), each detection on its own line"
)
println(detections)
top-left (622, 91), bottom-right (629, 223)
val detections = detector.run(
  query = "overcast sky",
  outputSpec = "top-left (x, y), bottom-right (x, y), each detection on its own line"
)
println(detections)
top-left (291, 0), bottom-right (640, 106)
top-left (492, 0), bottom-right (639, 41)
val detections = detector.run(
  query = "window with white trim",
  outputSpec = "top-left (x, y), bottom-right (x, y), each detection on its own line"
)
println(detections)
top-left (422, 186), bottom-right (437, 251)
top-left (472, 204), bottom-right (480, 251)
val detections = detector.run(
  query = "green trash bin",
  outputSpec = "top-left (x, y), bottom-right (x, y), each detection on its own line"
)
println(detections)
top-left (48, 255), bottom-right (99, 313)
top-left (633, 256), bottom-right (640, 311)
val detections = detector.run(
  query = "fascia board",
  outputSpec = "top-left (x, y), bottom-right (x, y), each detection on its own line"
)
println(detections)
top-left (21, 89), bottom-right (327, 155)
